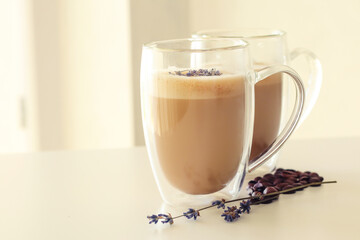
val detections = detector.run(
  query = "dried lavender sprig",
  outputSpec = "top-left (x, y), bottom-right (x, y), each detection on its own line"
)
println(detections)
top-left (147, 180), bottom-right (337, 224)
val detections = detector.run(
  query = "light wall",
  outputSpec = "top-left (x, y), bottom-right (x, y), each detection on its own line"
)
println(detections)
top-left (58, 0), bottom-right (134, 149)
top-left (188, 0), bottom-right (360, 139)
top-left (0, 0), bottom-right (31, 152)
top-left (28, 0), bottom-right (134, 151)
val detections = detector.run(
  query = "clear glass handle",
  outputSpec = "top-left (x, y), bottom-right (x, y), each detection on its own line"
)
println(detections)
top-left (290, 48), bottom-right (322, 126)
top-left (248, 65), bottom-right (305, 172)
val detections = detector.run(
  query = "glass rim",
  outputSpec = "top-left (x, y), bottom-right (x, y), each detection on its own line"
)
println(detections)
top-left (193, 29), bottom-right (286, 39)
top-left (143, 38), bottom-right (248, 53)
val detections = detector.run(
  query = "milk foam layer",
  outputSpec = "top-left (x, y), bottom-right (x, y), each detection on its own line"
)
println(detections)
top-left (153, 72), bottom-right (246, 99)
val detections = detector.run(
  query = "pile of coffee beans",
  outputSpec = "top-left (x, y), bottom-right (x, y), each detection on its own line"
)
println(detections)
top-left (247, 168), bottom-right (324, 204)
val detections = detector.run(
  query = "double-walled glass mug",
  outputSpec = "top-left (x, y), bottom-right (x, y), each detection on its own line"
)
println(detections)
top-left (193, 29), bottom-right (322, 174)
top-left (140, 38), bottom-right (305, 206)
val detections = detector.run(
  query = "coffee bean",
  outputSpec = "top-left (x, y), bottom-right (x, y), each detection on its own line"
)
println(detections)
top-left (258, 179), bottom-right (269, 184)
top-left (253, 182), bottom-right (264, 192)
top-left (248, 180), bottom-right (257, 185)
top-left (263, 186), bottom-right (279, 195)
top-left (263, 173), bottom-right (276, 182)
top-left (319, 176), bottom-right (324, 182)
top-left (284, 179), bottom-right (295, 185)
top-left (286, 176), bottom-right (297, 181)
top-left (282, 170), bottom-right (295, 177)
top-left (274, 174), bottom-right (285, 180)
top-left (258, 187), bottom-right (278, 204)
top-left (300, 175), bottom-right (310, 181)
top-left (292, 183), bottom-right (304, 191)
top-left (254, 176), bottom-right (262, 182)
top-left (263, 173), bottom-right (274, 178)
top-left (273, 178), bottom-right (283, 185)
top-left (309, 177), bottom-right (321, 183)
top-left (310, 172), bottom-right (319, 178)
top-left (261, 181), bottom-right (273, 187)
top-left (309, 177), bottom-right (322, 187)
top-left (282, 185), bottom-right (296, 194)
top-left (276, 183), bottom-right (289, 190)
top-left (300, 180), bottom-right (309, 186)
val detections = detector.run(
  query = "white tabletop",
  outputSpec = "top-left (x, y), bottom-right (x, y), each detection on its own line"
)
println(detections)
top-left (0, 138), bottom-right (359, 240)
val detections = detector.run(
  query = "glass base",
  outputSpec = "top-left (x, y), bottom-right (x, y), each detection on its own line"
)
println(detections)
top-left (160, 167), bottom-right (247, 208)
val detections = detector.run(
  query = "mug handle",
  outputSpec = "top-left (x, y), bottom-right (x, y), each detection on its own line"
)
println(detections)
top-left (248, 65), bottom-right (305, 172)
top-left (290, 48), bottom-right (322, 126)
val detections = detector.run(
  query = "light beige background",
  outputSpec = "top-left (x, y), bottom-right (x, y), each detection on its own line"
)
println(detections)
top-left (3, 0), bottom-right (359, 152)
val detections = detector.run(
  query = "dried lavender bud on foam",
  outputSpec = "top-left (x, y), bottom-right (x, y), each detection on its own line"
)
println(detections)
top-left (169, 68), bottom-right (222, 77)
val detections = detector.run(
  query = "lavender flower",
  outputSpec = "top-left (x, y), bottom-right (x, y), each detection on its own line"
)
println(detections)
top-left (147, 214), bottom-right (159, 224)
top-left (240, 200), bottom-right (251, 214)
top-left (183, 208), bottom-right (200, 220)
top-left (212, 199), bottom-right (226, 209)
top-left (158, 213), bottom-right (174, 225)
top-left (169, 68), bottom-right (222, 77)
top-left (221, 206), bottom-right (241, 222)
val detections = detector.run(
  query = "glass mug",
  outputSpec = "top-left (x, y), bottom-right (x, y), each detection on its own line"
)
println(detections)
top-left (193, 29), bottom-right (322, 174)
top-left (140, 38), bottom-right (305, 206)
